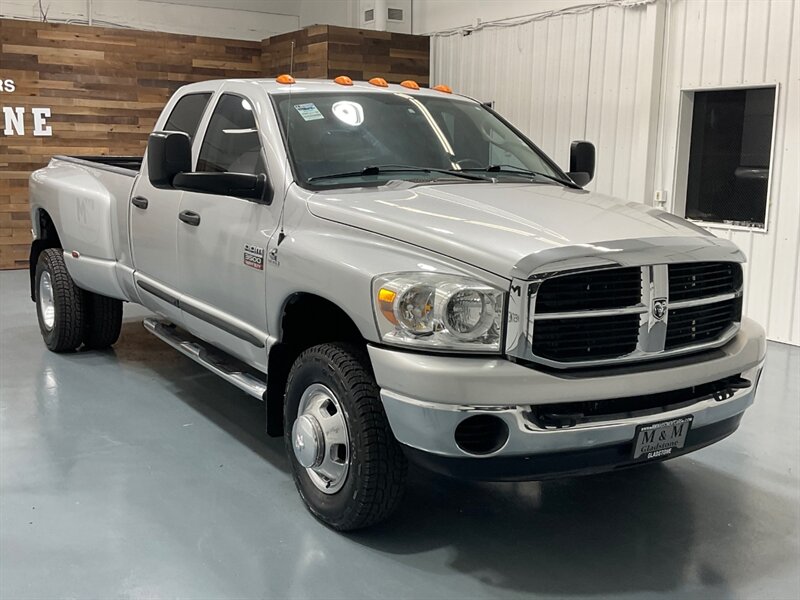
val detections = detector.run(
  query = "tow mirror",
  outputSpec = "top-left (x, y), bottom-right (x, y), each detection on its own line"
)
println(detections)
top-left (172, 172), bottom-right (273, 204)
top-left (567, 140), bottom-right (595, 187)
top-left (147, 131), bottom-right (191, 188)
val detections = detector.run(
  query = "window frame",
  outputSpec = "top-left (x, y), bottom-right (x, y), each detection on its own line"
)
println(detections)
top-left (162, 92), bottom-right (213, 141)
top-left (194, 91), bottom-right (269, 178)
top-left (672, 82), bottom-right (780, 234)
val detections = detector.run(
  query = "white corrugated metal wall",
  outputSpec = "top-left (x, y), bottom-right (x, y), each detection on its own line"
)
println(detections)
top-left (432, 1), bottom-right (660, 200)
top-left (655, 0), bottom-right (799, 345)
top-left (431, 0), bottom-right (799, 345)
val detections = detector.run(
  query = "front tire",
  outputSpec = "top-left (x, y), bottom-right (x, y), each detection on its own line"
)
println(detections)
top-left (35, 248), bottom-right (85, 353)
top-left (284, 343), bottom-right (407, 531)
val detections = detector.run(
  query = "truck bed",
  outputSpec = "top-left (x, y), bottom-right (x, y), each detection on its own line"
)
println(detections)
top-left (53, 155), bottom-right (143, 175)
top-left (29, 154), bottom-right (144, 302)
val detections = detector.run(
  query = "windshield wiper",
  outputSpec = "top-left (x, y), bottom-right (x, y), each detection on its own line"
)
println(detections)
top-left (307, 164), bottom-right (490, 183)
top-left (461, 164), bottom-right (579, 188)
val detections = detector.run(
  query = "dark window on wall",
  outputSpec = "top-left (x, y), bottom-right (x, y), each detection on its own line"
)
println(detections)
top-left (197, 94), bottom-right (266, 175)
top-left (685, 87), bottom-right (776, 228)
top-left (163, 93), bottom-right (211, 140)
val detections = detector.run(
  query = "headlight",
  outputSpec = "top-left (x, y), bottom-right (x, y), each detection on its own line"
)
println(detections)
top-left (372, 273), bottom-right (505, 352)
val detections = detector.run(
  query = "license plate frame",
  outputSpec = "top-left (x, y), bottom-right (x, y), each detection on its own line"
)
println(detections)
top-left (632, 415), bottom-right (694, 461)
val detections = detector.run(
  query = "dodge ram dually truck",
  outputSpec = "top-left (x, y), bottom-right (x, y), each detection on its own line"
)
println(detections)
top-left (28, 76), bottom-right (766, 530)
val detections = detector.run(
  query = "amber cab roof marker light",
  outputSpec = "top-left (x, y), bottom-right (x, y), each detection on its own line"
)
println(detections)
top-left (400, 80), bottom-right (420, 90)
top-left (276, 74), bottom-right (295, 84)
top-left (334, 75), bottom-right (354, 86)
top-left (433, 84), bottom-right (453, 94)
top-left (369, 77), bottom-right (389, 88)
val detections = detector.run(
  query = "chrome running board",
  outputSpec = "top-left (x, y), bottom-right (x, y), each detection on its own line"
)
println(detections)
top-left (143, 317), bottom-right (267, 400)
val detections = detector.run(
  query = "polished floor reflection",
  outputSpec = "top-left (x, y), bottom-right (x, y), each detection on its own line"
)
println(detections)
top-left (1, 270), bottom-right (798, 599)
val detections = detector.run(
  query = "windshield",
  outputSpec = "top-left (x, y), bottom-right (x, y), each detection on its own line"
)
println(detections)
top-left (273, 92), bottom-right (567, 189)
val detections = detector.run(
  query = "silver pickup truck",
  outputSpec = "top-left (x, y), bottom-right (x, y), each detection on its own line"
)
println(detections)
top-left (28, 77), bottom-right (766, 530)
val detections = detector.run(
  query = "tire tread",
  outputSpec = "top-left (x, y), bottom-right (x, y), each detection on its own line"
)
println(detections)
top-left (84, 292), bottom-right (123, 349)
top-left (286, 343), bottom-right (407, 531)
top-left (36, 248), bottom-right (85, 352)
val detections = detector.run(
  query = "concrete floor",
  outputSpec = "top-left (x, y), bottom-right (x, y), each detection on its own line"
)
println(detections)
top-left (1, 269), bottom-right (798, 600)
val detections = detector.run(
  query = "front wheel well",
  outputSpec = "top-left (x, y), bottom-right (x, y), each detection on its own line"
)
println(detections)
top-left (29, 210), bottom-right (62, 301)
top-left (265, 293), bottom-right (367, 436)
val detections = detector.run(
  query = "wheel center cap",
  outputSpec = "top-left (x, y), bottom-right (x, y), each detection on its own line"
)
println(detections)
top-left (292, 414), bottom-right (324, 468)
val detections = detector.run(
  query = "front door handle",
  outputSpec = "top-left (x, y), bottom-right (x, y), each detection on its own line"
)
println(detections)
top-left (132, 196), bottom-right (149, 209)
top-left (179, 210), bottom-right (201, 226)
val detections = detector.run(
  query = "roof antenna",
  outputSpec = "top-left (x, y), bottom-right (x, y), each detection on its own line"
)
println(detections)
top-left (276, 39), bottom-right (296, 248)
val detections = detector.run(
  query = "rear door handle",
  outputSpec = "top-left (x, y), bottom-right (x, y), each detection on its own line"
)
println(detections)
top-left (132, 196), bottom-right (149, 209)
top-left (179, 210), bottom-right (201, 226)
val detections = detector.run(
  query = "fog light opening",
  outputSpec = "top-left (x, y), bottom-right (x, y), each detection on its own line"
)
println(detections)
top-left (454, 415), bottom-right (509, 455)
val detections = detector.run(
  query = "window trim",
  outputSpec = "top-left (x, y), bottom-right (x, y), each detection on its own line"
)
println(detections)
top-left (163, 92), bottom-right (213, 141)
top-left (194, 91), bottom-right (269, 180)
top-left (672, 82), bottom-right (780, 234)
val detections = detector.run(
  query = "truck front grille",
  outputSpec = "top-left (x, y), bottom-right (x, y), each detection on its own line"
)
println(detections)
top-left (527, 262), bottom-right (743, 368)
top-left (668, 262), bottom-right (743, 301)
top-left (529, 314), bottom-right (639, 362)
top-left (665, 297), bottom-right (743, 349)
top-left (535, 267), bottom-right (642, 313)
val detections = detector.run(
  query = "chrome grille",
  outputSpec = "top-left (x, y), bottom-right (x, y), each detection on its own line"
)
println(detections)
top-left (665, 297), bottom-right (743, 349)
top-left (535, 267), bottom-right (641, 312)
top-left (525, 262), bottom-right (743, 368)
top-left (668, 262), bottom-right (743, 302)
top-left (529, 314), bottom-right (639, 362)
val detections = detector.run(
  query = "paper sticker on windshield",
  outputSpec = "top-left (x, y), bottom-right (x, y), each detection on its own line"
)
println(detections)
top-left (294, 103), bottom-right (324, 121)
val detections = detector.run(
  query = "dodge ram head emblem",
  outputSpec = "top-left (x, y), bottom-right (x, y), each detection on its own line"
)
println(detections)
top-left (652, 298), bottom-right (668, 321)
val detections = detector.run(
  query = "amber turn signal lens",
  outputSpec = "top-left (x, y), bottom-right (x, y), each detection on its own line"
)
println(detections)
top-left (400, 80), bottom-right (420, 90)
top-left (369, 77), bottom-right (389, 87)
top-left (334, 75), bottom-right (353, 86)
top-left (377, 288), bottom-right (398, 324)
top-left (276, 74), bottom-right (295, 84)
top-left (433, 84), bottom-right (452, 93)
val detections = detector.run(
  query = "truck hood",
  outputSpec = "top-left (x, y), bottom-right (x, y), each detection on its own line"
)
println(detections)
top-left (305, 182), bottom-right (720, 278)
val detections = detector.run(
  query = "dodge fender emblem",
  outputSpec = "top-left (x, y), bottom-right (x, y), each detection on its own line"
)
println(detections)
top-left (652, 298), bottom-right (668, 321)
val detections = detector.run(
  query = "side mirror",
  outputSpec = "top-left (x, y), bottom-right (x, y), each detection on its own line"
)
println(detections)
top-left (148, 131), bottom-right (192, 188)
top-left (172, 172), bottom-right (273, 203)
top-left (567, 140), bottom-right (595, 187)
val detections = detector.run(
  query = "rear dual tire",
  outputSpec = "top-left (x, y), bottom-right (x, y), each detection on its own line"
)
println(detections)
top-left (35, 249), bottom-right (122, 352)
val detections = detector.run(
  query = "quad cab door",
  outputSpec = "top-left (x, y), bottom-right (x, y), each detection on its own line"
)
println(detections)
top-left (176, 92), bottom-right (279, 369)
top-left (130, 92), bottom-right (213, 321)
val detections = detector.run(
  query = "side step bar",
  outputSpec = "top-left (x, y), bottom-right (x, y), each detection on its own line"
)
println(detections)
top-left (143, 317), bottom-right (267, 400)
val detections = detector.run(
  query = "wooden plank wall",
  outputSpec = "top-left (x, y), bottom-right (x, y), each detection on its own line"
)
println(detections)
top-left (0, 19), bottom-right (262, 269)
top-left (326, 26), bottom-right (429, 85)
top-left (0, 20), bottom-right (430, 270)
top-left (261, 25), bottom-right (430, 85)
top-left (261, 25), bottom-right (330, 79)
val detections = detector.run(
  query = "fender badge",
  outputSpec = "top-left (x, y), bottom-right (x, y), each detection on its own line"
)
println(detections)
top-left (243, 244), bottom-right (264, 270)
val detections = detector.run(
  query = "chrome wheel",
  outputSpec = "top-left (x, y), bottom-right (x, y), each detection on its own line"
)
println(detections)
top-left (292, 383), bottom-right (350, 494)
top-left (39, 271), bottom-right (55, 331)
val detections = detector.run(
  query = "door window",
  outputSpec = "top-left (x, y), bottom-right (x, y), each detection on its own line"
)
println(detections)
top-left (196, 94), bottom-right (267, 175)
top-left (163, 93), bottom-right (211, 140)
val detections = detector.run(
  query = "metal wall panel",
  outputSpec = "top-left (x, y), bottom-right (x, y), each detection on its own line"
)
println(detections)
top-left (431, 0), bottom-right (799, 345)
top-left (656, 0), bottom-right (799, 345)
top-left (431, 3), bottom-right (654, 199)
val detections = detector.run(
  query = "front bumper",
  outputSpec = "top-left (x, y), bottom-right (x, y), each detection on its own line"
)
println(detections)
top-left (403, 413), bottom-right (745, 481)
top-left (368, 318), bottom-right (766, 480)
